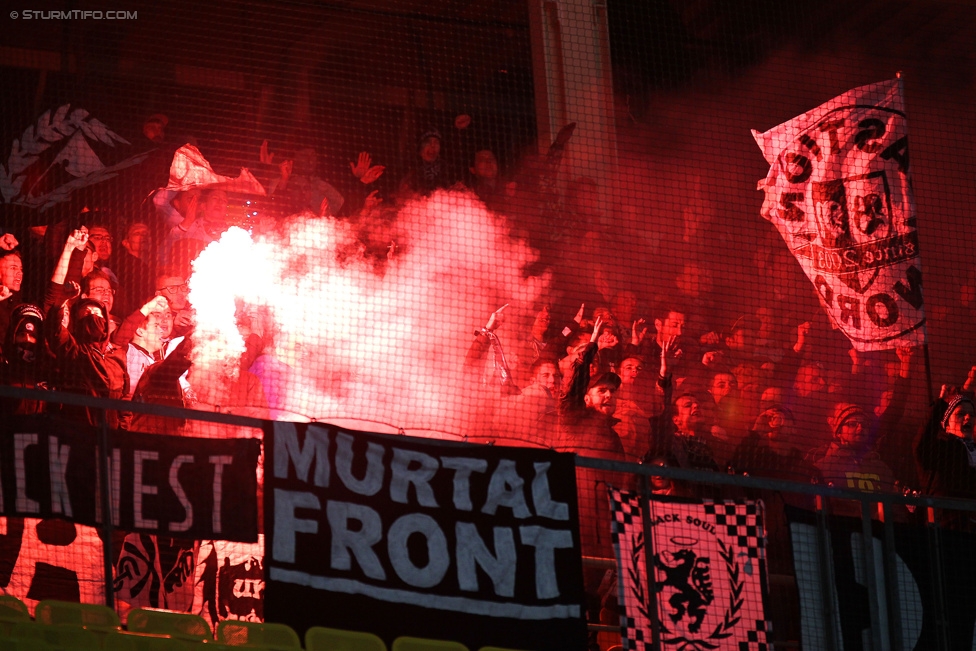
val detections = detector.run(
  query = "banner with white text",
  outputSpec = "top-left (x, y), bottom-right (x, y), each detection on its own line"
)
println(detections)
top-left (264, 421), bottom-right (587, 651)
top-left (753, 77), bottom-right (925, 351)
top-left (0, 415), bottom-right (260, 542)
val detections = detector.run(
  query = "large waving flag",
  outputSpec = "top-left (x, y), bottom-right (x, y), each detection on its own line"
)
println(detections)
top-left (753, 78), bottom-right (924, 351)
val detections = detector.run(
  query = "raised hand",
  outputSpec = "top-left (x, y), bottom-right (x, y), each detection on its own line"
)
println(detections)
top-left (966, 365), bottom-right (976, 391)
top-left (141, 295), bottom-right (170, 316)
top-left (66, 228), bottom-right (89, 252)
top-left (361, 162), bottom-right (385, 185)
top-left (65, 280), bottom-right (81, 300)
top-left (279, 159), bottom-right (293, 182)
top-left (589, 315), bottom-right (603, 344)
top-left (0, 233), bottom-right (18, 250)
top-left (794, 321), bottom-right (811, 352)
top-left (260, 140), bottom-right (275, 165)
top-left (175, 309), bottom-right (195, 331)
top-left (700, 331), bottom-right (720, 346)
top-left (597, 327), bottom-right (619, 351)
top-left (631, 318), bottom-right (648, 346)
top-left (350, 152), bottom-right (370, 178)
top-left (363, 190), bottom-right (382, 212)
top-left (485, 304), bottom-right (509, 332)
top-left (660, 334), bottom-right (682, 378)
top-left (896, 345), bottom-right (915, 380)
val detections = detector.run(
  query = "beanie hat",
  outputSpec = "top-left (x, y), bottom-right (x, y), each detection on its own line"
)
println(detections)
top-left (6, 303), bottom-right (43, 341)
top-left (419, 128), bottom-right (441, 144)
top-left (12, 303), bottom-right (43, 326)
top-left (942, 394), bottom-right (975, 431)
top-left (828, 402), bottom-right (867, 436)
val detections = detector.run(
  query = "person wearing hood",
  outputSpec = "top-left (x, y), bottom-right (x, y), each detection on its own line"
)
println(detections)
top-left (46, 280), bottom-right (128, 428)
top-left (398, 128), bottom-right (455, 198)
top-left (0, 303), bottom-right (50, 414)
top-left (912, 387), bottom-right (976, 650)
top-left (916, 388), bottom-right (976, 504)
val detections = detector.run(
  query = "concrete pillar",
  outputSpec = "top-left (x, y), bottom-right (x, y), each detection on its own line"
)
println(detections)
top-left (527, 0), bottom-right (618, 206)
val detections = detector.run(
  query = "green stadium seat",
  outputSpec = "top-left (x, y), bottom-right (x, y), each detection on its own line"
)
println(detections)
top-left (9, 620), bottom-right (102, 650)
top-left (0, 595), bottom-right (31, 636)
top-left (104, 629), bottom-right (192, 651)
top-left (3, 638), bottom-right (56, 651)
top-left (392, 637), bottom-right (469, 651)
top-left (305, 625), bottom-right (387, 651)
top-left (0, 595), bottom-right (30, 622)
top-left (125, 608), bottom-right (213, 642)
top-left (217, 620), bottom-right (302, 649)
top-left (33, 599), bottom-right (122, 632)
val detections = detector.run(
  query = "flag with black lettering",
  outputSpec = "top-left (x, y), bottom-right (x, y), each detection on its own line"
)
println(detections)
top-left (609, 489), bottom-right (771, 650)
top-left (753, 77), bottom-right (925, 351)
top-left (264, 421), bottom-right (587, 651)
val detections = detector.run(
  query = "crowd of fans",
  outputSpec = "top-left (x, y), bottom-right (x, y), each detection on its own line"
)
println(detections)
top-left (1, 113), bottom-right (975, 548)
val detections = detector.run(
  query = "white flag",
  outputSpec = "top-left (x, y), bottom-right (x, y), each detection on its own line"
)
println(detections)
top-left (164, 144), bottom-right (266, 195)
top-left (753, 78), bottom-right (925, 351)
top-left (52, 131), bottom-right (105, 177)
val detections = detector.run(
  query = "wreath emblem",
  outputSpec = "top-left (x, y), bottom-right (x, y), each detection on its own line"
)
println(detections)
top-left (630, 533), bottom-right (744, 651)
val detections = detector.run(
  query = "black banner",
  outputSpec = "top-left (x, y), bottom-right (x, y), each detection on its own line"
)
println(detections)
top-left (0, 415), bottom-right (260, 542)
top-left (264, 422), bottom-right (587, 651)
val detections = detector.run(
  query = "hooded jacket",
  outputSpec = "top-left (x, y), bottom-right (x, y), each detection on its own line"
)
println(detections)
top-left (0, 303), bottom-right (49, 414)
top-left (46, 296), bottom-right (128, 427)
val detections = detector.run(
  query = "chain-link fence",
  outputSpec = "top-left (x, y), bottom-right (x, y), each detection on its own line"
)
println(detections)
top-left (2, 1), bottom-right (976, 648)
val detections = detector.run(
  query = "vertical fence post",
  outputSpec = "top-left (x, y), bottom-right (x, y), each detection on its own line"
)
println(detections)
top-left (639, 475), bottom-right (662, 651)
top-left (881, 499), bottom-right (904, 651)
top-left (926, 512), bottom-right (951, 651)
top-left (859, 498), bottom-right (885, 651)
top-left (815, 496), bottom-right (840, 651)
top-left (98, 411), bottom-right (115, 610)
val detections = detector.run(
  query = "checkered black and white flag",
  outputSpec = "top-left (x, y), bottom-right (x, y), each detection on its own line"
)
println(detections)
top-left (609, 489), bottom-right (772, 651)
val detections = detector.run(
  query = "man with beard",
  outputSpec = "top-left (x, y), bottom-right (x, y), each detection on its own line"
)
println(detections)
top-left (492, 357), bottom-right (560, 449)
top-left (668, 392), bottom-right (722, 472)
top-left (46, 280), bottom-right (128, 427)
top-left (550, 316), bottom-right (629, 632)
top-left (551, 316), bottom-right (627, 555)
top-left (0, 303), bottom-right (50, 414)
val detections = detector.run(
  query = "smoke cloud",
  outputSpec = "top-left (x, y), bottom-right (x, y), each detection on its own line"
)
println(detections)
top-left (186, 190), bottom-right (549, 439)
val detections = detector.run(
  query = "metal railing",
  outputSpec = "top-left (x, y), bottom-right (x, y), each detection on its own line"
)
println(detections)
top-left (2, 385), bottom-right (973, 650)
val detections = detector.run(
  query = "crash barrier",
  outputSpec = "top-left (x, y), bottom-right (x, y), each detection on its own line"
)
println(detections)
top-left (0, 386), bottom-right (974, 651)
